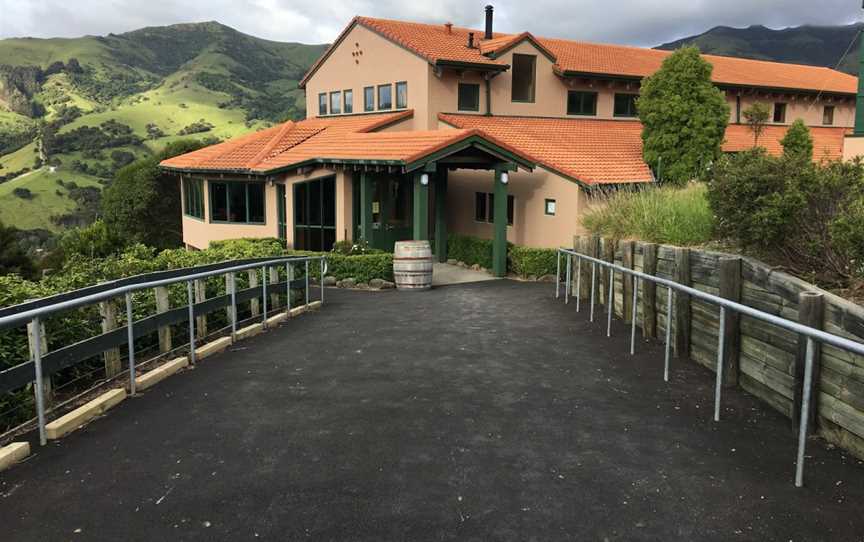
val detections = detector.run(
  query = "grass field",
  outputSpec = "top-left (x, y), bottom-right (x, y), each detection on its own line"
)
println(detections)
top-left (0, 168), bottom-right (103, 231)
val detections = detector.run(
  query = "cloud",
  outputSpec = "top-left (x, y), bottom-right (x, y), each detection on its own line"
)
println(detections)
top-left (0, 0), bottom-right (861, 47)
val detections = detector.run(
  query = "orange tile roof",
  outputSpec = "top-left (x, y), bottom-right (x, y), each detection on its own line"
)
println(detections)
top-left (722, 124), bottom-right (850, 160)
top-left (305, 16), bottom-right (857, 95)
top-left (439, 113), bottom-right (653, 185)
top-left (160, 110), bottom-right (536, 174)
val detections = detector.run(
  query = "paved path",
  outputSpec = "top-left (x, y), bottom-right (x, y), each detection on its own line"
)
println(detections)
top-left (2, 281), bottom-right (863, 541)
top-left (432, 262), bottom-right (498, 285)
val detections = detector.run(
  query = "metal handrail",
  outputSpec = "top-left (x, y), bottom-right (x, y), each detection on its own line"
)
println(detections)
top-left (2, 254), bottom-right (328, 447)
top-left (555, 247), bottom-right (864, 488)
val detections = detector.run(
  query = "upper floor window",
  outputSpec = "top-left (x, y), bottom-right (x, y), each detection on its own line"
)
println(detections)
top-left (613, 93), bottom-right (638, 117)
top-left (183, 178), bottom-right (204, 219)
top-left (344, 89), bottom-right (353, 114)
top-left (773, 102), bottom-right (787, 123)
top-left (378, 84), bottom-right (392, 110)
top-left (210, 181), bottom-right (265, 224)
top-left (364, 86), bottom-right (374, 112)
top-left (567, 91), bottom-right (597, 116)
top-left (511, 54), bottom-right (536, 103)
top-left (823, 105), bottom-right (834, 125)
top-left (318, 93), bottom-right (327, 116)
top-left (458, 83), bottom-right (480, 112)
top-left (395, 81), bottom-right (408, 109)
top-left (329, 91), bottom-right (342, 115)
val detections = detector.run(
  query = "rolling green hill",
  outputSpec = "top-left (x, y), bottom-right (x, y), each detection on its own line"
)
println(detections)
top-left (657, 23), bottom-right (863, 75)
top-left (0, 21), bottom-right (326, 232)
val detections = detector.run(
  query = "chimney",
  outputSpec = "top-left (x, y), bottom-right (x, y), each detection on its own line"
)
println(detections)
top-left (467, 32), bottom-right (474, 49)
top-left (484, 5), bottom-right (494, 40)
top-left (444, 22), bottom-right (453, 34)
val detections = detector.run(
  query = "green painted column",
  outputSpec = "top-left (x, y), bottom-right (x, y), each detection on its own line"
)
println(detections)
top-left (434, 169), bottom-right (448, 262)
top-left (492, 168), bottom-right (508, 277)
top-left (413, 172), bottom-right (430, 240)
top-left (360, 172), bottom-right (373, 243)
top-left (856, 30), bottom-right (864, 135)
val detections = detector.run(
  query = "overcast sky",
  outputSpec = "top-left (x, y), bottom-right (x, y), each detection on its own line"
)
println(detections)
top-left (1, 0), bottom-right (862, 47)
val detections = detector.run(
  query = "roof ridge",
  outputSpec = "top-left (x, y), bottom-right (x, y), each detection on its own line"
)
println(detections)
top-left (248, 121), bottom-right (296, 167)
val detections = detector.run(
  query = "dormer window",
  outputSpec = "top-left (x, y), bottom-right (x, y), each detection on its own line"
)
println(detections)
top-left (318, 93), bottom-right (327, 116)
top-left (511, 54), bottom-right (536, 103)
top-left (567, 91), bottom-right (597, 116)
top-left (329, 91), bottom-right (342, 115)
top-left (378, 84), bottom-right (392, 110)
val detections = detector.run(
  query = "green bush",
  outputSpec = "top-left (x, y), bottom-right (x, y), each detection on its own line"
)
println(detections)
top-left (288, 249), bottom-right (393, 282)
top-left (582, 183), bottom-right (715, 246)
top-left (448, 234), bottom-right (494, 269)
top-left (509, 246), bottom-right (558, 278)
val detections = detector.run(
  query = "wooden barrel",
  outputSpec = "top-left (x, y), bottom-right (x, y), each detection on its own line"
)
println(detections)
top-left (393, 240), bottom-right (433, 291)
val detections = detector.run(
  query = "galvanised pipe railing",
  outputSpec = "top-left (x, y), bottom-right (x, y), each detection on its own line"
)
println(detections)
top-left (555, 247), bottom-right (864, 488)
top-left (0, 255), bottom-right (327, 446)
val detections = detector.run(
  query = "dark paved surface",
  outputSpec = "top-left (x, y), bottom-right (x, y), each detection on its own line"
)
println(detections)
top-left (2, 281), bottom-right (864, 541)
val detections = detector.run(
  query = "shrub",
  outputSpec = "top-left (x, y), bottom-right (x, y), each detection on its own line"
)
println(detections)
top-left (743, 102), bottom-right (770, 146)
top-left (12, 187), bottom-right (33, 199)
top-left (509, 246), bottom-right (558, 278)
top-left (781, 119), bottom-right (813, 161)
top-left (330, 239), bottom-right (383, 256)
top-left (448, 234), bottom-right (494, 269)
top-left (582, 184), bottom-right (715, 246)
top-left (327, 253), bottom-right (393, 282)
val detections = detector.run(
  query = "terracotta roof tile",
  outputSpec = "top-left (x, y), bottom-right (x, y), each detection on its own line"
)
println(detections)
top-left (723, 124), bottom-right (850, 160)
top-left (439, 113), bottom-right (653, 185)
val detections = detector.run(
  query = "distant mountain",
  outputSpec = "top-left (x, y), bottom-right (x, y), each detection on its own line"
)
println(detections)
top-left (657, 23), bottom-right (862, 75)
top-left (0, 21), bottom-right (326, 231)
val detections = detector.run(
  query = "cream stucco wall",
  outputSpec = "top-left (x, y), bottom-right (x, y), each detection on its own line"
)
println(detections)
top-left (303, 24), bottom-right (432, 130)
top-left (725, 93), bottom-right (854, 128)
top-left (843, 135), bottom-right (864, 161)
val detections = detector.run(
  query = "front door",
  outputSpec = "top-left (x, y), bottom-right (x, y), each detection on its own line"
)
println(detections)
top-left (371, 175), bottom-right (412, 252)
top-left (294, 176), bottom-right (336, 251)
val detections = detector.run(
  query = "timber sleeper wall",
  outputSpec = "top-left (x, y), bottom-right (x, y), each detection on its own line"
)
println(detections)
top-left (573, 235), bottom-right (864, 460)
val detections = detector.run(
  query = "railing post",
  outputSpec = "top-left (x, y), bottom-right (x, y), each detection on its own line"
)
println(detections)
top-left (555, 249), bottom-right (562, 299)
top-left (269, 267), bottom-right (281, 309)
top-left (674, 247), bottom-right (691, 360)
top-left (794, 292), bottom-right (824, 431)
top-left (247, 269), bottom-right (260, 318)
top-left (664, 286), bottom-right (673, 382)
top-left (621, 241), bottom-right (634, 323)
top-left (262, 265), bottom-right (268, 327)
top-left (607, 268), bottom-right (614, 337)
top-left (125, 292), bottom-right (136, 395)
top-left (228, 273), bottom-right (237, 342)
top-left (286, 262), bottom-right (292, 313)
top-left (30, 316), bottom-right (48, 446)
top-left (601, 237), bottom-right (615, 307)
top-left (641, 243), bottom-right (658, 339)
top-left (320, 258), bottom-right (325, 304)
top-left (99, 300), bottom-right (122, 377)
top-left (187, 281), bottom-right (197, 365)
top-left (154, 286), bottom-right (172, 354)
top-left (795, 337), bottom-right (817, 487)
top-left (719, 257), bottom-right (742, 388)
top-left (564, 252), bottom-right (571, 304)
top-left (27, 318), bottom-right (53, 408)
top-left (194, 279), bottom-right (207, 340)
top-left (714, 306), bottom-right (726, 422)
top-left (305, 260), bottom-right (310, 307)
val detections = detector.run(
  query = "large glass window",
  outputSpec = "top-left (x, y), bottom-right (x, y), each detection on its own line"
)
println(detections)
top-left (210, 181), bottom-right (265, 224)
top-left (183, 178), bottom-right (204, 219)
top-left (475, 192), bottom-right (514, 225)
top-left (567, 91), bottom-right (597, 116)
top-left (395, 81), bottom-right (408, 109)
top-left (294, 177), bottom-right (336, 251)
top-left (458, 83), bottom-right (480, 112)
top-left (344, 89), bottom-right (353, 114)
top-left (613, 93), bottom-right (638, 117)
top-left (318, 93), bottom-right (327, 116)
top-left (511, 54), bottom-right (536, 103)
top-left (378, 84), bottom-right (392, 110)
top-left (823, 105), bottom-right (835, 125)
top-left (364, 86), bottom-right (374, 111)
top-left (773, 102), bottom-right (787, 123)
top-left (329, 91), bottom-right (342, 115)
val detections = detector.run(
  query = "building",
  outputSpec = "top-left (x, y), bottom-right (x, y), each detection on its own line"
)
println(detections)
top-left (161, 6), bottom-right (859, 276)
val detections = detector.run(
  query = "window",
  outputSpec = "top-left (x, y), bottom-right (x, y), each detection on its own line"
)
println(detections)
top-left (183, 178), bottom-right (204, 219)
top-left (458, 83), bottom-right (480, 112)
top-left (395, 81), bottom-right (408, 109)
top-left (318, 93), bottom-right (327, 116)
top-left (209, 181), bottom-right (265, 224)
top-left (474, 192), bottom-right (514, 225)
top-left (773, 102), bottom-right (787, 123)
top-left (294, 177), bottom-right (336, 252)
top-left (823, 105), bottom-right (835, 125)
top-left (363, 86), bottom-right (374, 112)
top-left (613, 94), bottom-right (638, 117)
top-left (378, 84), bottom-right (392, 110)
top-left (344, 89), bottom-right (353, 114)
top-left (329, 91), bottom-right (341, 115)
top-left (511, 54), bottom-right (536, 102)
top-left (567, 91), bottom-right (597, 116)
top-left (545, 199), bottom-right (556, 216)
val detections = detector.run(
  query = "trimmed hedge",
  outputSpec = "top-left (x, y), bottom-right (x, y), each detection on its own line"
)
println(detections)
top-left (509, 246), bottom-right (558, 278)
top-left (288, 249), bottom-right (394, 283)
top-left (447, 234), bottom-right (495, 269)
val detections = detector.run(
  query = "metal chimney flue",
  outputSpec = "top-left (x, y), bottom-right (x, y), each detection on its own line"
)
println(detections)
top-left (484, 5), bottom-right (494, 39)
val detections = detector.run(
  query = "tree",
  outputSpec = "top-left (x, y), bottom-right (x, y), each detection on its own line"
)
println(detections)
top-left (781, 119), bottom-right (813, 161)
top-left (101, 139), bottom-right (215, 249)
top-left (0, 221), bottom-right (36, 279)
top-left (743, 102), bottom-right (770, 146)
top-left (637, 46), bottom-right (729, 185)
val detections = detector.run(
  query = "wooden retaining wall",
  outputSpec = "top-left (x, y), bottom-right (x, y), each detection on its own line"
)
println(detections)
top-left (573, 235), bottom-right (864, 460)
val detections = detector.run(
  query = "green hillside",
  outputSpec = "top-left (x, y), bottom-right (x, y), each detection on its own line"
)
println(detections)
top-left (657, 23), bottom-right (863, 75)
top-left (0, 21), bottom-right (326, 232)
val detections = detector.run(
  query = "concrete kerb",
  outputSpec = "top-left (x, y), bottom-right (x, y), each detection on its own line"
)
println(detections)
top-left (0, 441), bottom-right (30, 472)
top-left (45, 388), bottom-right (127, 440)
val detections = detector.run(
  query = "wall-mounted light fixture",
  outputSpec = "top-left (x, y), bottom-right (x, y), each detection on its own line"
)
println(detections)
top-left (500, 172), bottom-right (509, 185)
top-left (420, 173), bottom-right (429, 186)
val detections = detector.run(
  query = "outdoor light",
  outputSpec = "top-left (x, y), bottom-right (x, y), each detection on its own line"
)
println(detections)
top-left (500, 172), bottom-right (509, 184)
top-left (420, 173), bottom-right (429, 185)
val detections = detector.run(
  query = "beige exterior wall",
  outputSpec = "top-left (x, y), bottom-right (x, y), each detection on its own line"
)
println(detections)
top-left (843, 136), bottom-right (864, 161)
top-left (725, 92), bottom-right (854, 128)
top-left (446, 167), bottom-right (592, 249)
top-left (303, 24), bottom-right (432, 129)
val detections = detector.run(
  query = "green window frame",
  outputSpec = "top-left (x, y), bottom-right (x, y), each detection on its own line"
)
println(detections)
top-left (318, 93), bottom-right (327, 115)
top-left (458, 83), bottom-right (480, 112)
top-left (344, 89), bottom-right (353, 114)
top-left (293, 176), bottom-right (336, 252)
top-left (773, 102), bottom-right (787, 123)
top-left (567, 91), bottom-right (597, 116)
top-left (329, 91), bottom-right (342, 115)
top-left (183, 178), bottom-right (204, 219)
top-left (364, 86), bottom-right (374, 111)
top-left (823, 105), bottom-right (834, 125)
top-left (613, 93), bottom-right (638, 118)
top-left (209, 181), bottom-right (266, 224)
top-left (395, 81), bottom-right (408, 109)
top-left (474, 192), bottom-right (513, 225)
top-left (378, 84), bottom-right (392, 110)
top-left (511, 54), bottom-right (536, 103)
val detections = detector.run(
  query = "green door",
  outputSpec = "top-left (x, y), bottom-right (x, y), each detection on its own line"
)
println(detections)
top-left (371, 175), bottom-right (412, 252)
top-left (276, 184), bottom-right (287, 242)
